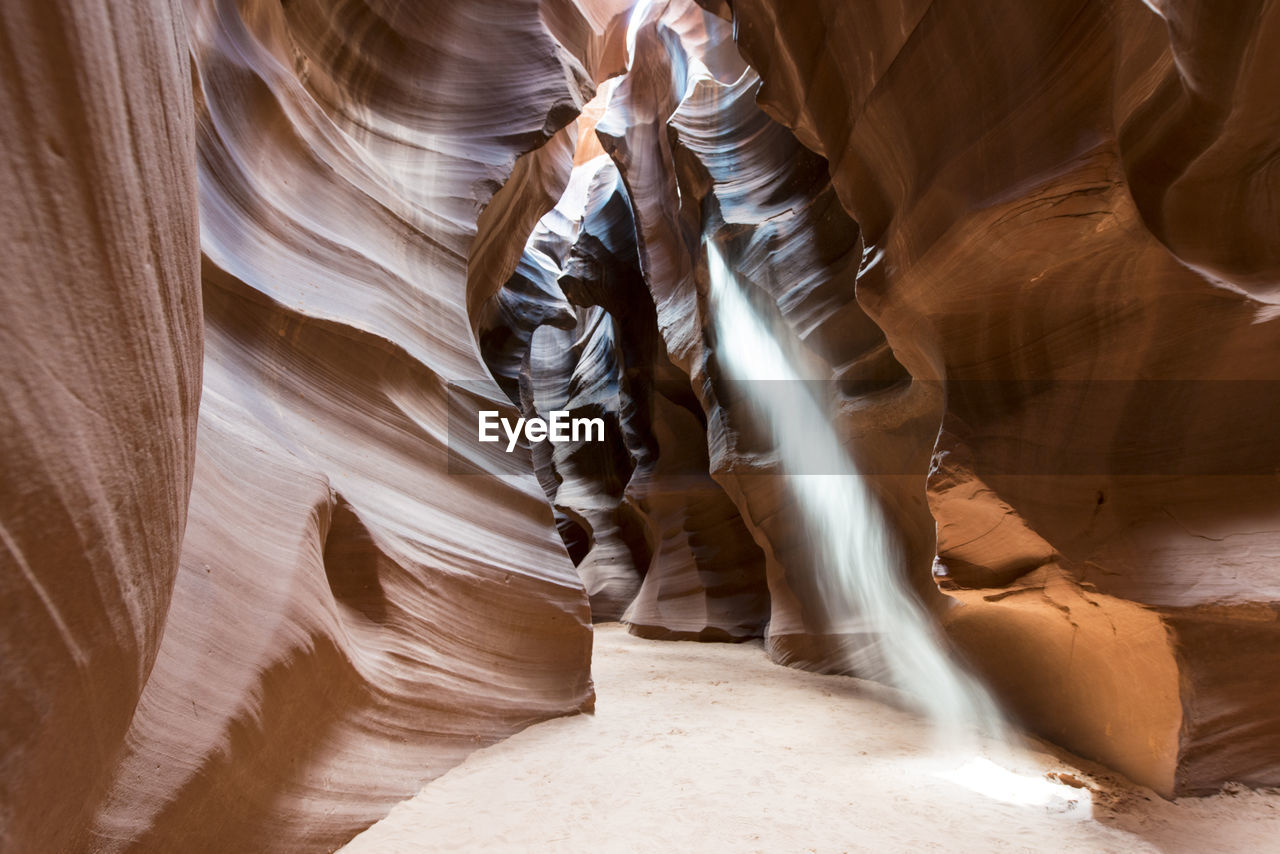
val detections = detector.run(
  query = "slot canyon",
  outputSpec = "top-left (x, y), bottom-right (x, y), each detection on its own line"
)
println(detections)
top-left (2, 0), bottom-right (1279, 851)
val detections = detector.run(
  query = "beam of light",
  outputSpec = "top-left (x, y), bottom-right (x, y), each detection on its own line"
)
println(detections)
top-left (625, 0), bottom-right (657, 69)
top-left (705, 238), bottom-right (1005, 739)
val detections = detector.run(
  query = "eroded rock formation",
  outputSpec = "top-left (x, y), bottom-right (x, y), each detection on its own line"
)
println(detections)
top-left (0, 3), bottom-right (202, 852)
top-left (89, 2), bottom-right (629, 849)
top-left (5, 0), bottom-right (1280, 848)
top-left (4, 0), bottom-right (631, 850)
top-left (704, 0), bottom-right (1280, 794)
top-left (507, 0), bottom-right (1280, 798)
top-left (578, 0), bottom-right (942, 681)
top-left (481, 139), bottom-right (772, 637)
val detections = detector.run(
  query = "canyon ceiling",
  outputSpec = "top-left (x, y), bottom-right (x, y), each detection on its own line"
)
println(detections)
top-left (1, 0), bottom-right (1278, 851)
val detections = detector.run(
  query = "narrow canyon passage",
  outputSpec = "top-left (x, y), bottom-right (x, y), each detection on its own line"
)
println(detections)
top-left (341, 626), bottom-right (1280, 854)
top-left (5, 0), bottom-right (1280, 851)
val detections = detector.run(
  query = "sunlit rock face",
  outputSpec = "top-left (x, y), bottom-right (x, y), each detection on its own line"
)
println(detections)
top-left (65, 1), bottom-right (623, 851)
top-left (667, 47), bottom-right (940, 673)
top-left (709, 0), bottom-right (1280, 794)
top-left (7, 2), bottom-right (1279, 848)
top-left (0, 4), bottom-right (202, 852)
top-left (482, 141), bottom-right (771, 637)
top-left (591, 1), bottom-right (939, 672)
top-left (480, 155), bottom-right (652, 620)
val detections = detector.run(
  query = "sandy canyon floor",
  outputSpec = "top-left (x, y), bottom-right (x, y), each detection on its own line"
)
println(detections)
top-left (341, 625), bottom-right (1280, 853)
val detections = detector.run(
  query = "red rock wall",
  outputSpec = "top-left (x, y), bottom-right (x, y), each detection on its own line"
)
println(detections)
top-left (6, 1), bottom-right (1279, 845)
top-left (709, 0), bottom-right (1280, 794)
top-left (590, 0), bottom-right (942, 674)
top-left (0, 3), bottom-right (202, 851)
top-left (3, 0), bottom-right (628, 850)
top-left (480, 142), bottom-right (773, 637)
top-left (88, 2), bottom-right (618, 849)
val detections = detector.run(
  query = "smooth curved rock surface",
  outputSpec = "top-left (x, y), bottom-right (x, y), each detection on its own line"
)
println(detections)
top-left (713, 0), bottom-right (1280, 794)
top-left (7, 1), bottom-right (1280, 845)
top-left (482, 136), bottom-right (771, 636)
top-left (83, 1), bottom-right (613, 850)
top-left (0, 3), bottom-right (202, 851)
top-left (592, 0), bottom-right (941, 669)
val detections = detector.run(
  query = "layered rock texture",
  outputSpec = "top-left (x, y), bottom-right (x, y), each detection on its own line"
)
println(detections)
top-left (3, 0), bottom-right (1280, 849)
top-left (89, 1), bottom-right (635, 849)
top-left (4, 0), bottom-right (629, 850)
top-left (489, 0), bottom-right (1280, 799)
top-left (0, 3), bottom-right (202, 851)
top-left (480, 145), bottom-right (773, 637)
top-left (701, 0), bottom-right (1280, 795)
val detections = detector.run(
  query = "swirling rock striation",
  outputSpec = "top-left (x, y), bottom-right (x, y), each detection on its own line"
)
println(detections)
top-left (709, 0), bottom-right (1280, 795)
top-left (0, 2), bottom-right (202, 852)
top-left (81, 0), bottom-right (617, 850)
top-left (6, 3), bottom-right (1279, 847)
top-left (592, 0), bottom-right (937, 670)
top-left (481, 131), bottom-right (771, 636)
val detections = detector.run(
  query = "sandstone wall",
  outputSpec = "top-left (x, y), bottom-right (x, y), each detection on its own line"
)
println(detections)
top-left (709, 0), bottom-right (1280, 794)
top-left (0, 3), bottom-right (203, 851)
top-left (3, 0), bottom-right (632, 849)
